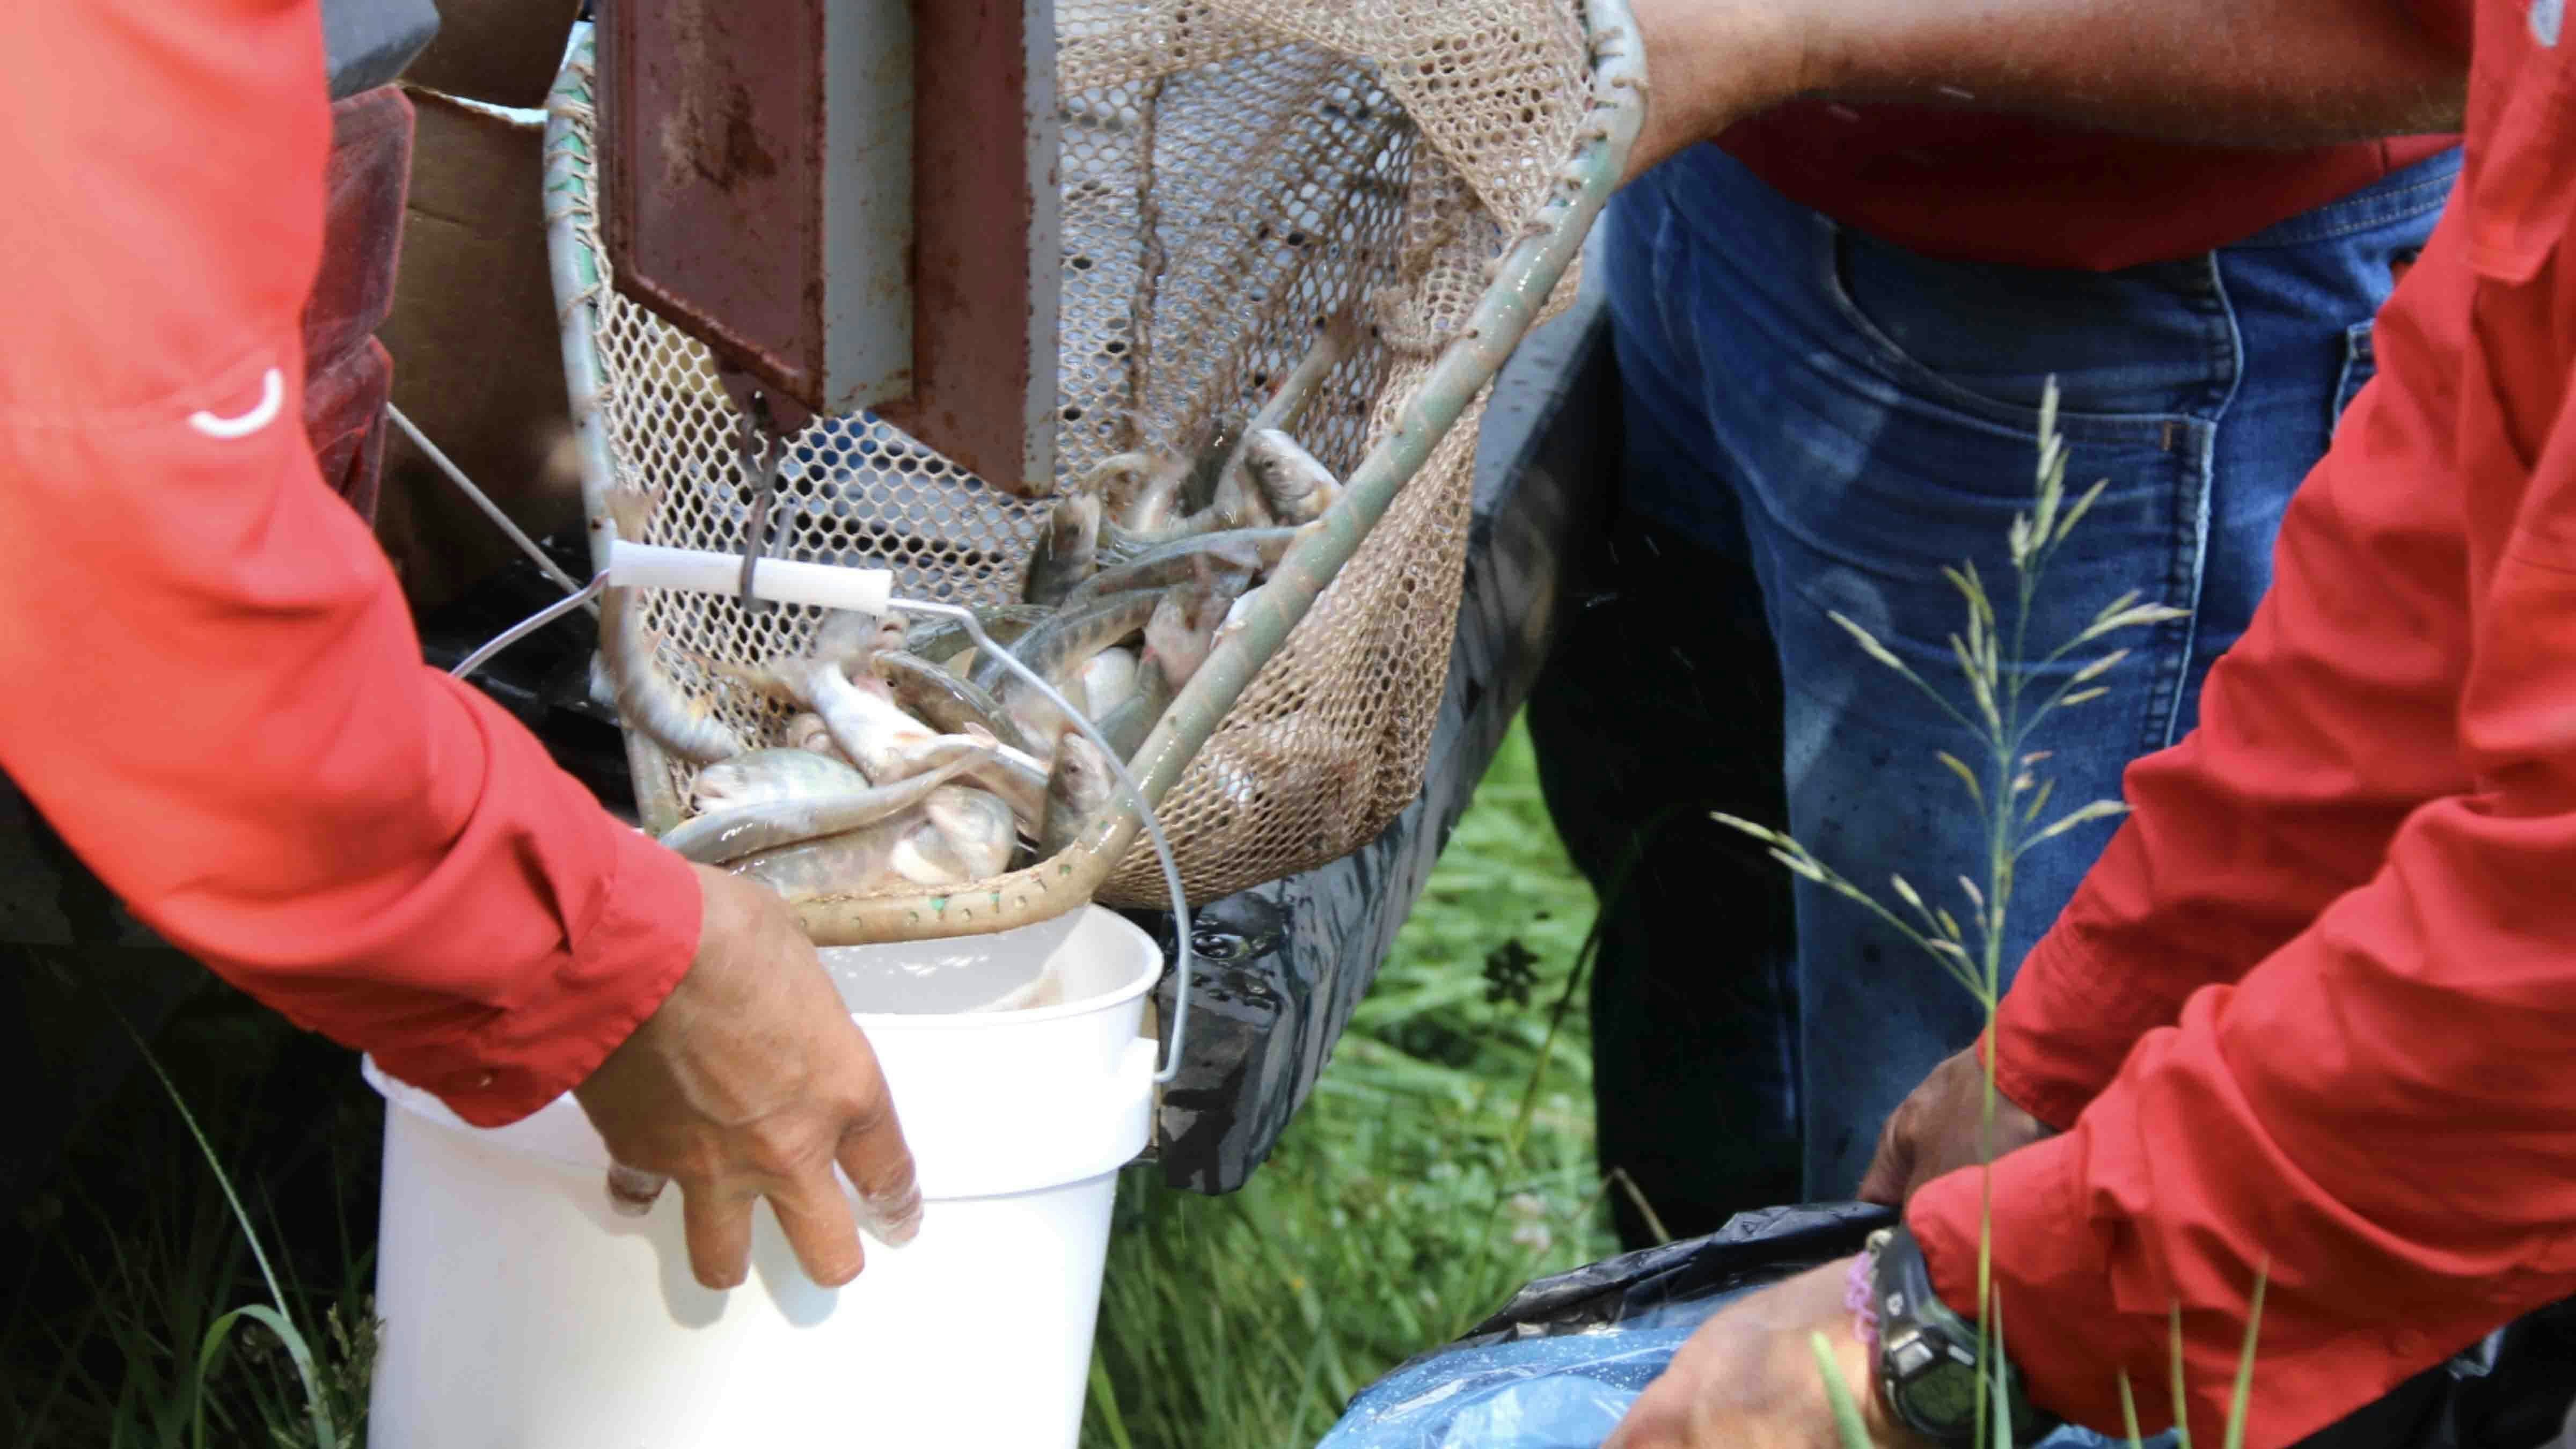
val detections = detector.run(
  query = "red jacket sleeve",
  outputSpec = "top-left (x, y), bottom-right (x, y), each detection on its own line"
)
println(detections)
top-left (0, 0), bottom-right (700, 1126)
top-left (1912, 8), bottom-right (2576, 1437)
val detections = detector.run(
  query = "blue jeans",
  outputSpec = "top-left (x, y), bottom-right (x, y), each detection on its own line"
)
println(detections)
top-left (1527, 143), bottom-right (2461, 1236)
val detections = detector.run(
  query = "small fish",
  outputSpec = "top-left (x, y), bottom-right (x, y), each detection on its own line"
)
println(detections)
top-left (724, 655), bottom-right (933, 782)
top-left (663, 753), bottom-right (984, 864)
top-left (1097, 651), bottom-right (1176, 758)
top-left (879, 730), bottom-right (1051, 836)
top-left (1097, 690), bottom-right (1162, 761)
top-left (903, 605), bottom-right (1051, 668)
top-left (1141, 572), bottom-right (1233, 691)
top-left (599, 487), bottom-right (749, 765)
top-left (1022, 493), bottom-right (1103, 606)
top-left (1176, 419), bottom-right (1243, 519)
top-left (874, 650), bottom-right (1038, 756)
top-left (1039, 729), bottom-right (1119, 859)
top-left (1082, 450), bottom-right (1145, 522)
top-left (971, 588), bottom-right (1161, 696)
top-left (1053, 529), bottom-right (1287, 611)
top-left (782, 711), bottom-right (842, 757)
top-left (916, 784), bottom-right (1018, 881)
top-left (810, 609), bottom-right (909, 676)
top-left (1100, 493), bottom-right (1258, 550)
top-left (1096, 445), bottom-right (1200, 535)
top-left (1079, 647), bottom-right (1141, 720)
top-left (1094, 518), bottom-right (1166, 569)
top-left (1100, 571), bottom-right (1230, 757)
top-left (980, 589), bottom-right (1165, 750)
top-left (728, 811), bottom-right (943, 898)
top-left (1202, 316), bottom-right (1356, 527)
top-left (690, 747), bottom-right (870, 812)
top-left (1241, 429), bottom-right (1341, 525)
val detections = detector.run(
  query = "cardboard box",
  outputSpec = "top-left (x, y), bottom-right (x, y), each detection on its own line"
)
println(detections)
top-left (374, 86), bottom-right (582, 609)
top-left (398, 0), bottom-right (584, 110)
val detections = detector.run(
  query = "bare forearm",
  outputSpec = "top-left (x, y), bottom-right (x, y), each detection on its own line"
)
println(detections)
top-left (1629, 0), bottom-right (2467, 180)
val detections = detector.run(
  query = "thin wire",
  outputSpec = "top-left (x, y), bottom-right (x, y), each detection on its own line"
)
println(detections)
top-left (890, 601), bottom-right (1195, 1084)
top-left (449, 574), bottom-right (608, 680)
top-left (385, 403), bottom-right (599, 613)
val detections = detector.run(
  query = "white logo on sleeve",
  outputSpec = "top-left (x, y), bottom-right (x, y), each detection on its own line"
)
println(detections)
top-left (2534, 0), bottom-right (2563, 46)
top-left (186, 367), bottom-right (284, 440)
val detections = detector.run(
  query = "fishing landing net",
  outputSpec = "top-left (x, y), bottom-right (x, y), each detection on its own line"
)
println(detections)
top-left (545, 3), bottom-right (1636, 918)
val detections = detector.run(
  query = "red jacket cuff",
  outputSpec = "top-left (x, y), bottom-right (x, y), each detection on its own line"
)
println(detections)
top-left (1907, 1139), bottom-right (2153, 1434)
top-left (374, 828), bottom-right (701, 1126)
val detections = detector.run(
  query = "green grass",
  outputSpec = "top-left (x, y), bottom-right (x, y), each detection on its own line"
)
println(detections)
top-left (1084, 717), bottom-right (1612, 1448)
top-left (0, 975), bottom-right (382, 1449)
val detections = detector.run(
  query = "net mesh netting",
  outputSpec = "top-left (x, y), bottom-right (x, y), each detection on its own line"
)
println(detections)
top-left (561, 2), bottom-right (1594, 907)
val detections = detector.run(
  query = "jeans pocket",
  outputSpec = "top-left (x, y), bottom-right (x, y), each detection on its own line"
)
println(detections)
top-left (2330, 318), bottom-right (2378, 438)
top-left (1821, 222), bottom-right (2229, 429)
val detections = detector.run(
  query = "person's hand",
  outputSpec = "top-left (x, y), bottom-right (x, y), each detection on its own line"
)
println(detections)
top-left (1606, 1258), bottom-right (1931, 1449)
top-left (1855, 1045), bottom-right (2053, 1206)
top-left (1623, 0), bottom-right (1818, 184)
top-left (572, 862), bottom-right (923, 1291)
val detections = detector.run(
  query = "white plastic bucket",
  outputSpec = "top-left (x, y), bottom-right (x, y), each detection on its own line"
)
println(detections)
top-left (361, 905), bottom-right (1163, 1448)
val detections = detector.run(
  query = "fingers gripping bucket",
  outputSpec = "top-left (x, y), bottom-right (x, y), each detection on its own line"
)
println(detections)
top-left (360, 906), bottom-right (1161, 1448)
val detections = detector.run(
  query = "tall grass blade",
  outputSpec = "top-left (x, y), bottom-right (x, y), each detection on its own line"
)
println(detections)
top-left (2223, 1263), bottom-right (2272, 1449)
top-left (111, 1006), bottom-right (339, 1449)
top-left (2170, 1301), bottom-right (2194, 1449)
top-left (195, 1305), bottom-right (335, 1449)
top-left (1611, 1168), bottom-right (1673, 1246)
top-left (1088, 1355), bottom-right (1138, 1449)
top-left (1812, 1330), bottom-right (1876, 1449)
top-left (2119, 1370), bottom-right (2147, 1449)
top-left (1990, 1337), bottom-right (2014, 1449)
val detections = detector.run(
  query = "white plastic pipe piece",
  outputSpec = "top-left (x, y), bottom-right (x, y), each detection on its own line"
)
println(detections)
top-left (606, 540), bottom-right (895, 615)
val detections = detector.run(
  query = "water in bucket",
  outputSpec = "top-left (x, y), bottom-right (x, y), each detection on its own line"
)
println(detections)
top-left (362, 905), bottom-right (1163, 1448)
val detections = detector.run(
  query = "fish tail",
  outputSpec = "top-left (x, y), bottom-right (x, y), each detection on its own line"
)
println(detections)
top-left (707, 655), bottom-right (804, 703)
top-left (604, 485), bottom-right (658, 541)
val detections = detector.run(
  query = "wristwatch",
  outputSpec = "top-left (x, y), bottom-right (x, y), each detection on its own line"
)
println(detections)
top-left (1865, 1224), bottom-right (2063, 1448)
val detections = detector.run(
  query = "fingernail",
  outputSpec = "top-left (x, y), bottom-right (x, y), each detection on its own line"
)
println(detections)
top-left (862, 1192), bottom-right (924, 1247)
top-left (605, 1164), bottom-right (667, 1217)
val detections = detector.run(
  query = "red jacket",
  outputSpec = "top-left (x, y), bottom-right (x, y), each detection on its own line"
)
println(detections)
top-left (0, 0), bottom-right (700, 1126)
top-left (1908, 0), bottom-right (2576, 1439)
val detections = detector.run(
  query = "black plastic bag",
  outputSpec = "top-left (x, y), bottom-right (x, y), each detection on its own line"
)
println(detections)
top-left (1319, 1201), bottom-right (2574, 1449)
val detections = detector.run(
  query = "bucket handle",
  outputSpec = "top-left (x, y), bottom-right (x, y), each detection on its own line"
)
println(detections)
top-left (898, 600), bottom-right (1194, 1084)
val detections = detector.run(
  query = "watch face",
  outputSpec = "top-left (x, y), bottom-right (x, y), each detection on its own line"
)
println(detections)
top-left (1906, 1361), bottom-right (1983, 1431)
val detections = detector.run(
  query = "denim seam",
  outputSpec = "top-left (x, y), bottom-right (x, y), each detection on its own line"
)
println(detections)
top-left (2224, 162), bottom-right (2464, 251)
top-left (2151, 253), bottom-right (2240, 755)
top-left (2331, 320), bottom-right (2379, 439)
